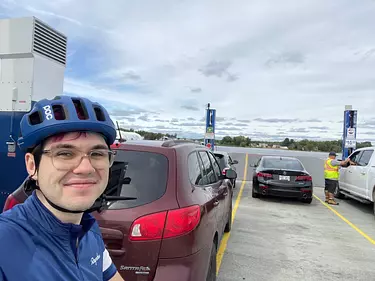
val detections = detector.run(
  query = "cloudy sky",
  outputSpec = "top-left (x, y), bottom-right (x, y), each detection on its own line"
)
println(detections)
top-left (1, 0), bottom-right (375, 142)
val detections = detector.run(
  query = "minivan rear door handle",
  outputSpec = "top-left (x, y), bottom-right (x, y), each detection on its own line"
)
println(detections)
top-left (101, 228), bottom-right (124, 240)
top-left (108, 249), bottom-right (126, 257)
top-left (100, 227), bottom-right (126, 257)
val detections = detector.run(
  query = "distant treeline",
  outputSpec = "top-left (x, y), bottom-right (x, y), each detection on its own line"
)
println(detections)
top-left (120, 128), bottom-right (372, 153)
top-left (217, 136), bottom-right (372, 153)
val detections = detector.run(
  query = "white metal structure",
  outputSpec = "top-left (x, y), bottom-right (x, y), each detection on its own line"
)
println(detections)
top-left (0, 16), bottom-right (67, 112)
top-left (116, 131), bottom-right (144, 141)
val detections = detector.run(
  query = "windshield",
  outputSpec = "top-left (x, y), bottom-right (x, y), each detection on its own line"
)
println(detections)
top-left (105, 150), bottom-right (168, 209)
top-left (262, 158), bottom-right (304, 170)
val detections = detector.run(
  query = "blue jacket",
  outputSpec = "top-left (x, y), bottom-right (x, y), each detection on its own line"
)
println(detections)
top-left (0, 191), bottom-right (117, 281)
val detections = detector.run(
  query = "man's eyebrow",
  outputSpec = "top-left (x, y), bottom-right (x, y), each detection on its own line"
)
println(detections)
top-left (49, 143), bottom-right (76, 149)
top-left (91, 144), bottom-right (109, 150)
top-left (48, 144), bottom-right (108, 150)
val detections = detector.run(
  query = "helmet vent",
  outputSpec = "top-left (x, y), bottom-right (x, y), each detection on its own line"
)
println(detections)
top-left (29, 111), bottom-right (43, 125)
top-left (94, 107), bottom-right (105, 121)
top-left (72, 98), bottom-right (89, 120)
top-left (52, 105), bottom-right (66, 120)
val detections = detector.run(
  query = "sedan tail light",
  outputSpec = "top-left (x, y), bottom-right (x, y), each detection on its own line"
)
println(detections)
top-left (296, 175), bottom-right (312, 181)
top-left (3, 194), bottom-right (20, 212)
top-left (129, 205), bottom-right (201, 241)
top-left (257, 172), bottom-right (273, 179)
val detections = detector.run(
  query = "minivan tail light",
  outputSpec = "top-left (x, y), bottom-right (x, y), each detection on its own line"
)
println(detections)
top-left (163, 205), bottom-right (201, 239)
top-left (129, 205), bottom-right (201, 241)
top-left (3, 194), bottom-right (20, 212)
top-left (129, 211), bottom-right (167, 241)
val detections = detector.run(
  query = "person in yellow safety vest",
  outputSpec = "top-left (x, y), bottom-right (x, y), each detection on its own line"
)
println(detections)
top-left (324, 151), bottom-right (351, 205)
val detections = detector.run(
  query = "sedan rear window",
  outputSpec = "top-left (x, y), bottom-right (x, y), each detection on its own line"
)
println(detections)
top-left (104, 150), bottom-right (168, 210)
top-left (214, 154), bottom-right (227, 170)
top-left (263, 158), bottom-right (303, 170)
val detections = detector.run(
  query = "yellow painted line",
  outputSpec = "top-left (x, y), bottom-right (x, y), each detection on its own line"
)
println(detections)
top-left (313, 194), bottom-right (375, 245)
top-left (216, 153), bottom-right (248, 275)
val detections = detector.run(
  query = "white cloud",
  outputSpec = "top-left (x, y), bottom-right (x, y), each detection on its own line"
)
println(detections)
top-left (2, 0), bottom-right (375, 142)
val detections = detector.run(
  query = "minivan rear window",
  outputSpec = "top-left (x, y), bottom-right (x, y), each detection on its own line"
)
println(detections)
top-left (104, 150), bottom-right (168, 210)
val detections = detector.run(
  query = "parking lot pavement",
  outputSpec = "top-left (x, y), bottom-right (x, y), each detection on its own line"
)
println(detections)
top-left (217, 153), bottom-right (375, 281)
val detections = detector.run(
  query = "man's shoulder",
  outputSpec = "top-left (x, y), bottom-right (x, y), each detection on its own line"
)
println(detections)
top-left (330, 159), bottom-right (341, 166)
top-left (0, 206), bottom-right (34, 240)
top-left (0, 209), bottom-right (36, 265)
top-left (0, 205), bottom-right (28, 234)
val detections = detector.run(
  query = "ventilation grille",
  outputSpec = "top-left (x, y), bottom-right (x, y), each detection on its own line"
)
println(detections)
top-left (32, 19), bottom-right (67, 65)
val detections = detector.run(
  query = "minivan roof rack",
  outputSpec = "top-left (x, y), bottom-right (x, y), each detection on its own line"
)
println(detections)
top-left (161, 139), bottom-right (197, 147)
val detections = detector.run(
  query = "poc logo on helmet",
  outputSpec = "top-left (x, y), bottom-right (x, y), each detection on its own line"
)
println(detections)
top-left (43, 105), bottom-right (54, 120)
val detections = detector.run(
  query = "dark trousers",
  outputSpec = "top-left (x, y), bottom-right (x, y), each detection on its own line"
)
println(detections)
top-left (325, 179), bottom-right (338, 193)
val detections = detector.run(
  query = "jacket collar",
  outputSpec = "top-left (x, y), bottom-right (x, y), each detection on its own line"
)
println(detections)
top-left (24, 190), bottom-right (96, 238)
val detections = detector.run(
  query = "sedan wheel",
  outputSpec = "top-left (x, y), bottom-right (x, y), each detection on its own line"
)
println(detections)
top-left (252, 187), bottom-right (259, 198)
top-left (224, 202), bottom-right (232, 233)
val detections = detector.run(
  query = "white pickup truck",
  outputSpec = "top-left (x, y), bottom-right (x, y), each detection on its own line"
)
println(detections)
top-left (335, 146), bottom-right (375, 214)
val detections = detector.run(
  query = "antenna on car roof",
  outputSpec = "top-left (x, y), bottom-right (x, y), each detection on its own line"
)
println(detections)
top-left (116, 121), bottom-right (125, 143)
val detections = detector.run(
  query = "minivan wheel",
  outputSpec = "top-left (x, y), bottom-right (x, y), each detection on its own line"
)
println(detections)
top-left (206, 242), bottom-right (217, 281)
top-left (224, 202), bottom-right (232, 233)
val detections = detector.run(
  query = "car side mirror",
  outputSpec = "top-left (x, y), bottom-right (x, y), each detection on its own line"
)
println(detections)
top-left (232, 160), bottom-right (239, 164)
top-left (224, 168), bottom-right (237, 179)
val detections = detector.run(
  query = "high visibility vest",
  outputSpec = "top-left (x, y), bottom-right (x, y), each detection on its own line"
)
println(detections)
top-left (324, 158), bottom-right (339, 180)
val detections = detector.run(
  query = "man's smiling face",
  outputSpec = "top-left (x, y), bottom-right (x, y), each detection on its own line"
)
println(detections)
top-left (26, 131), bottom-right (111, 212)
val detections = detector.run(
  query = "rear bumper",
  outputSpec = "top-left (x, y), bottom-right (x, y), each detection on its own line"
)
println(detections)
top-left (255, 185), bottom-right (312, 198)
top-left (153, 247), bottom-right (210, 281)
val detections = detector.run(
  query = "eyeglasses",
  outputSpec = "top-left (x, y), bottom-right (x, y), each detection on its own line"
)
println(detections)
top-left (42, 148), bottom-right (116, 171)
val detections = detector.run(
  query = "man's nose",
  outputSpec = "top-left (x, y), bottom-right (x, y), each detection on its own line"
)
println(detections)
top-left (73, 156), bottom-right (96, 174)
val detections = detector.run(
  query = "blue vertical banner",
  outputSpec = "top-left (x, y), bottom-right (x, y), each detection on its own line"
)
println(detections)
top-left (204, 104), bottom-right (216, 151)
top-left (342, 109), bottom-right (357, 159)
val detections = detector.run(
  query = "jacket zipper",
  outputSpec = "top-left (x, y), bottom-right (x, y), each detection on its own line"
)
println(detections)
top-left (73, 236), bottom-right (85, 280)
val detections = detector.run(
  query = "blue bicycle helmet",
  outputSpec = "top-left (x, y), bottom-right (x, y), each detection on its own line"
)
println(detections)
top-left (17, 95), bottom-right (117, 151)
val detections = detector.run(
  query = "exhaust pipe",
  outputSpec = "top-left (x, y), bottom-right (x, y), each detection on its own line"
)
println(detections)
top-left (262, 190), bottom-right (267, 195)
top-left (302, 193), bottom-right (307, 198)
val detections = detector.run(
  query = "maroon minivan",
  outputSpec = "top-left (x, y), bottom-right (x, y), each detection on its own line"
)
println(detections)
top-left (3, 139), bottom-right (237, 281)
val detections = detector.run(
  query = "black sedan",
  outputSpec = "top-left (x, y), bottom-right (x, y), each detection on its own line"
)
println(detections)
top-left (250, 155), bottom-right (313, 203)
top-left (214, 151), bottom-right (238, 188)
